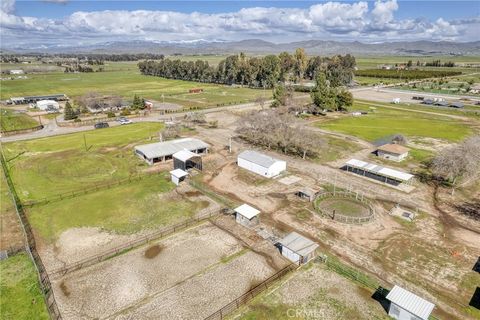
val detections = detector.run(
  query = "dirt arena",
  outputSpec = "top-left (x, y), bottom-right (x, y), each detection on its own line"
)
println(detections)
top-left (51, 221), bottom-right (287, 320)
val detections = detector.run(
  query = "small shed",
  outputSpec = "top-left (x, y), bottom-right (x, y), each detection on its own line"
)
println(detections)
top-left (173, 150), bottom-right (203, 171)
top-left (234, 204), bottom-right (260, 227)
top-left (376, 144), bottom-right (410, 162)
top-left (295, 187), bottom-right (320, 202)
top-left (169, 169), bottom-right (188, 186)
top-left (237, 150), bottom-right (286, 178)
top-left (278, 232), bottom-right (319, 264)
top-left (386, 285), bottom-right (435, 320)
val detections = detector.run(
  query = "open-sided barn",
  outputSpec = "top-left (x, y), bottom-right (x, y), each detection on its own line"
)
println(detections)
top-left (134, 138), bottom-right (209, 165)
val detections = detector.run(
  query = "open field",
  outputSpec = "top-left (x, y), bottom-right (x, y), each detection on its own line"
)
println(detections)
top-left (51, 222), bottom-right (286, 320)
top-left (26, 173), bottom-right (211, 243)
top-left (0, 68), bottom-right (267, 109)
top-left (0, 253), bottom-right (50, 320)
top-left (316, 102), bottom-right (474, 143)
top-left (0, 108), bottom-right (39, 132)
top-left (3, 122), bottom-right (164, 201)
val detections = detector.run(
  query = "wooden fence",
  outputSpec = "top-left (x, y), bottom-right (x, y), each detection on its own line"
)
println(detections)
top-left (50, 208), bottom-right (220, 277)
top-left (314, 191), bottom-right (375, 224)
top-left (1, 124), bottom-right (44, 136)
top-left (204, 262), bottom-right (298, 320)
top-left (1, 151), bottom-right (63, 320)
top-left (23, 172), bottom-right (163, 207)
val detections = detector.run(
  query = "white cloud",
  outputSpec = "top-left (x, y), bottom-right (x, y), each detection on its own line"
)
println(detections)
top-left (0, 0), bottom-right (477, 48)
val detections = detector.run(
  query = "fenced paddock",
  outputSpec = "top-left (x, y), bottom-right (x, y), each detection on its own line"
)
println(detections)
top-left (49, 208), bottom-right (220, 277)
top-left (314, 191), bottom-right (375, 224)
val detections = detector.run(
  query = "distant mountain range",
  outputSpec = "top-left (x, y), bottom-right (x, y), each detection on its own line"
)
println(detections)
top-left (3, 39), bottom-right (480, 56)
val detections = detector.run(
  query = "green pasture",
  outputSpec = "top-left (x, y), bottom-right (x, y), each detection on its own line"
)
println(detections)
top-left (0, 109), bottom-right (39, 132)
top-left (0, 69), bottom-right (266, 108)
top-left (3, 122), bottom-right (164, 201)
top-left (0, 253), bottom-right (49, 320)
top-left (355, 55), bottom-right (480, 70)
top-left (27, 173), bottom-right (208, 243)
top-left (316, 102), bottom-right (473, 142)
top-left (315, 135), bottom-right (363, 163)
top-left (0, 165), bottom-right (15, 216)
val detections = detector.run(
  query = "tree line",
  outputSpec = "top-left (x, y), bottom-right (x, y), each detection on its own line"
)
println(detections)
top-left (355, 69), bottom-right (461, 79)
top-left (138, 49), bottom-right (356, 88)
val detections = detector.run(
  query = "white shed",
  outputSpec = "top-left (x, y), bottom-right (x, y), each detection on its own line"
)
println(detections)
top-left (234, 204), bottom-right (260, 227)
top-left (169, 169), bottom-right (188, 186)
top-left (279, 232), bottom-right (319, 264)
top-left (386, 285), bottom-right (435, 320)
top-left (36, 100), bottom-right (60, 111)
top-left (377, 144), bottom-right (410, 162)
top-left (237, 150), bottom-right (286, 178)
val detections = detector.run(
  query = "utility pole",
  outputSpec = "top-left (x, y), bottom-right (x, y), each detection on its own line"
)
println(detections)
top-left (228, 137), bottom-right (232, 153)
top-left (83, 134), bottom-right (87, 152)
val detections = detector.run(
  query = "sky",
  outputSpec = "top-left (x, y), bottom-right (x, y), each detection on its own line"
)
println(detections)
top-left (1, 0), bottom-right (479, 48)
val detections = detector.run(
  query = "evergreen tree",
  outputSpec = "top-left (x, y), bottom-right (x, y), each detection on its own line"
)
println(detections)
top-left (311, 73), bottom-right (335, 111)
top-left (64, 102), bottom-right (77, 120)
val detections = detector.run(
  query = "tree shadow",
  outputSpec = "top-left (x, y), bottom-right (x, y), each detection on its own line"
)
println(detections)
top-left (371, 286), bottom-right (390, 313)
top-left (474, 257), bottom-right (480, 273)
top-left (454, 200), bottom-right (480, 221)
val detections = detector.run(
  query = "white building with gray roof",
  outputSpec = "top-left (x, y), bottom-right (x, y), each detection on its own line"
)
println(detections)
top-left (278, 232), bottom-right (319, 264)
top-left (134, 138), bottom-right (209, 165)
top-left (237, 150), bottom-right (286, 178)
top-left (386, 285), bottom-right (435, 320)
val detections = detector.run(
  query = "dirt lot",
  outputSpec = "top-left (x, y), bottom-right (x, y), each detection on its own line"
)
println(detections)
top-left (52, 221), bottom-right (288, 320)
top-left (233, 262), bottom-right (390, 320)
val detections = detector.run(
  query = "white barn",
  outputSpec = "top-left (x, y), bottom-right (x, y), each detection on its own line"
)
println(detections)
top-left (386, 285), bottom-right (435, 320)
top-left (279, 232), bottom-right (319, 264)
top-left (36, 100), bottom-right (60, 112)
top-left (234, 204), bottom-right (260, 227)
top-left (237, 150), bottom-right (286, 178)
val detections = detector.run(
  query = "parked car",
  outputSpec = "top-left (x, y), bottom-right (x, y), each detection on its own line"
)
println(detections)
top-left (94, 122), bottom-right (109, 129)
top-left (119, 118), bottom-right (132, 125)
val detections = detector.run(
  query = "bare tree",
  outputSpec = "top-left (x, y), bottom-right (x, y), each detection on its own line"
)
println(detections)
top-left (236, 109), bottom-right (324, 158)
top-left (432, 135), bottom-right (480, 191)
top-left (392, 134), bottom-right (408, 145)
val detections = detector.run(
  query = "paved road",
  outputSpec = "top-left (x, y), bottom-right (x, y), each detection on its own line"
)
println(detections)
top-left (0, 100), bottom-right (270, 143)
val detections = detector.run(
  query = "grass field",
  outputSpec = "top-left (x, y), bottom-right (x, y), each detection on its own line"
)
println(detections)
top-left (0, 109), bottom-right (39, 132)
top-left (316, 102), bottom-right (473, 143)
top-left (3, 122), bottom-right (164, 201)
top-left (0, 253), bottom-right (50, 320)
top-left (316, 198), bottom-right (370, 218)
top-left (0, 68), bottom-right (267, 109)
top-left (26, 173), bottom-right (208, 243)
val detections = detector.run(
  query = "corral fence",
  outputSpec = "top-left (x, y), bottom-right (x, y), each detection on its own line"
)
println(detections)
top-left (1, 152), bottom-right (63, 320)
top-left (316, 255), bottom-right (440, 320)
top-left (204, 262), bottom-right (299, 320)
top-left (1, 124), bottom-right (44, 136)
top-left (23, 171), bottom-right (165, 207)
top-left (313, 190), bottom-right (375, 224)
top-left (50, 208), bottom-right (221, 278)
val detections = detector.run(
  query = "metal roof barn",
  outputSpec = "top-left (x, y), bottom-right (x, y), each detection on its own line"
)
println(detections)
top-left (345, 159), bottom-right (414, 182)
top-left (134, 138), bottom-right (209, 165)
top-left (237, 150), bottom-right (286, 178)
top-left (386, 285), bottom-right (435, 320)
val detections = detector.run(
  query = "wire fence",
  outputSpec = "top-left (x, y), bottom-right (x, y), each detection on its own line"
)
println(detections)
top-left (314, 191), bottom-right (375, 224)
top-left (204, 262), bottom-right (299, 320)
top-left (1, 151), bottom-right (63, 320)
top-left (49, 208), bottom-right (221, 277)
top-left (23, 171), bottom-right (164, 207)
